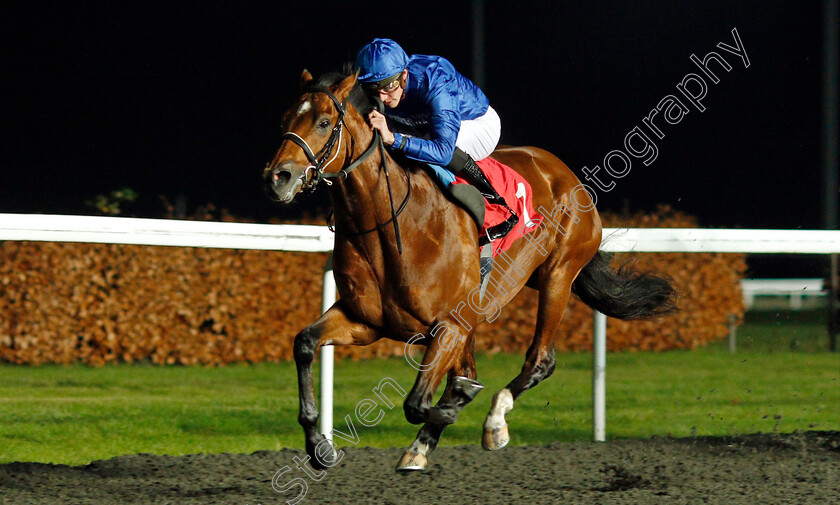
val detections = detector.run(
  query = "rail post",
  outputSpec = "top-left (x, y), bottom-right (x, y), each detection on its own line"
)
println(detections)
top-left (593, 310), bottom-right (607, 442)
top-left (320, 254), bottom-right (336, 439)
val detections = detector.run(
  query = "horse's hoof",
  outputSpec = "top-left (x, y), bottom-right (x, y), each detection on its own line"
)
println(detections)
top-left (482, 424), bottom-right (510, 451)
top-left (395, 451), bottom-right (427, 472)
top-left (305, 434), bottom-right (330, 470)
top-left (452, 375), bottom-right (484, 401)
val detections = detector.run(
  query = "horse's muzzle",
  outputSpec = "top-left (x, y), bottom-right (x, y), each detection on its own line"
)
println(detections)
top-left (263, 163), bottom-right (304, 203)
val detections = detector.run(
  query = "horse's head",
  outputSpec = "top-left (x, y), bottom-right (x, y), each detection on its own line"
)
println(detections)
top-left (263, 69), bottom-right (375, 204)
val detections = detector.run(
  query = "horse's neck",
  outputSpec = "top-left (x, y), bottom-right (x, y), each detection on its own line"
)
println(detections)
top-left (328, 139), bottom-right (415, 241)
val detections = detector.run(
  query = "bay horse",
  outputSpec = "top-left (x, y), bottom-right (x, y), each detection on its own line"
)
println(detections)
top-left (263, 69), bottom-right (676, 471)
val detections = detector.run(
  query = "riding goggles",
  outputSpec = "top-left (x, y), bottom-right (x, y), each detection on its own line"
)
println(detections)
top-left (362, 72), bottom-right (403, 93)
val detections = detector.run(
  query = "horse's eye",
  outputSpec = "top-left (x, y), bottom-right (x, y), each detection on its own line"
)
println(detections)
top-left (318, 119), bottom-right (330, 130)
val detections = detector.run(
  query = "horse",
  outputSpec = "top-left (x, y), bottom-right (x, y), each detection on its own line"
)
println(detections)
top-left (263, 68), bottom-right (677, 472)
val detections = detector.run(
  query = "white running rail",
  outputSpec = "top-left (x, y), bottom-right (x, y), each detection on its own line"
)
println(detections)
top-left (2, 213), bottom-right (839, 443)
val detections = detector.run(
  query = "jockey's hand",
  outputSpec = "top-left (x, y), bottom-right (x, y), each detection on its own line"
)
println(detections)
top-left (367, 110), bottom-right (395, 145)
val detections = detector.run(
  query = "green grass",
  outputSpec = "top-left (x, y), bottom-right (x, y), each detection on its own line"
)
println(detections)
top-left (0, 310), bottom-right (837, 465)
top-left (728, 309), bottom-right (834, 352)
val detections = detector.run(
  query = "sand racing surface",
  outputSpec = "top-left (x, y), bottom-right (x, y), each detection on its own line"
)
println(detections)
top-left (1, 431), bottom-right (838, 504)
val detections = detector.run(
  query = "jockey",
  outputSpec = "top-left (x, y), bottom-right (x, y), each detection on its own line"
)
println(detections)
top-left (355, 38), bottom-right (519, 243)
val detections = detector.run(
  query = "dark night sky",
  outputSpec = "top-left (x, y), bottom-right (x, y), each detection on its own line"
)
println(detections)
top-left (1, 2), bottom-right (833, 274)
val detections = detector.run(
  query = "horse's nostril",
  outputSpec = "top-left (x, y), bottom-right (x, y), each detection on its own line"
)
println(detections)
top-left (273, 170), bottom-right (292, 187)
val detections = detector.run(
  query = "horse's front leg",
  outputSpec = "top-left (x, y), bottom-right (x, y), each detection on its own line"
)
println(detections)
top-left (397, 321), bottom-right (482, 471)
top-left (397, 366), bottom-right (483, 471)
top-left (294, 300), bottom-right (381, 470)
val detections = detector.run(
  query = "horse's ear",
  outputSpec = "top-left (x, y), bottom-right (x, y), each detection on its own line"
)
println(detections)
top-left (333, 70), bottom-right (359, 101)
top-left (300, 69), bottom-right (314, 90)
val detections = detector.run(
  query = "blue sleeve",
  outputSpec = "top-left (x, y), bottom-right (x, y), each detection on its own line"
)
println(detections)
top-left (398, 80), bottom-right (460, 166)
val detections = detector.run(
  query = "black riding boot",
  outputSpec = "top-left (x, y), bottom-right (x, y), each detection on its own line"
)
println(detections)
top-left (447, 148), bottom-right (519, 243)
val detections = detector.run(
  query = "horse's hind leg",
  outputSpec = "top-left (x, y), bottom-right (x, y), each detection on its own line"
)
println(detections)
top-left (397, 350), bottom-right (482, 471)
top-left (482, 263), bottom-right (579, 450)
top-left (294, 300), bottom-right (381, 470)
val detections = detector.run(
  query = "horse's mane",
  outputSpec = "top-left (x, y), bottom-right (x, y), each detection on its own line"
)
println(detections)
top-left (312, 64), bottom-right (378, 116)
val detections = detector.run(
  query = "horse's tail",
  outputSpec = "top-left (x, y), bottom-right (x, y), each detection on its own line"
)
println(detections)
top-left (571, 251), bottom-right (678, 320)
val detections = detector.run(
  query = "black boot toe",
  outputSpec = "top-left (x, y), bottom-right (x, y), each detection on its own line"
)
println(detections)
top-left (479, 212), bottom-right (519, 246)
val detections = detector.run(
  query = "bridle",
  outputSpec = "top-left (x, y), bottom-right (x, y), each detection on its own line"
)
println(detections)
top-left (277, 85), bottom-right (410, 253)
top-left (278, 86), bottom-right (375, 192)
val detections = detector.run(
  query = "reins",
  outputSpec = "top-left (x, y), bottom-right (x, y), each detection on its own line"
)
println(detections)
top-left (280, 85), bottom-right (410, 254)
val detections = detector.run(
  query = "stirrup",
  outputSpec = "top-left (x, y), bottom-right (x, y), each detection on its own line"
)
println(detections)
top-left (479, 243), bottom-right (493, 302)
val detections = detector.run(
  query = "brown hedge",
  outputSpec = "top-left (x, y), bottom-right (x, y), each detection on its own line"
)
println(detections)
top-left (0, 206), bottom-right (745, 365)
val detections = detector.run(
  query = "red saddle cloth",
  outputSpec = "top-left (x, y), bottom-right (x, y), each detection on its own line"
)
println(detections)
top-left (452, 157), bottom-right (543, 257)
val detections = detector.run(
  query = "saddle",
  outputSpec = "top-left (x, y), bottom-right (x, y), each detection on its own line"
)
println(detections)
top-left (445, 157), bottom-right (543, 300)
top-left (447, 157), bottom-right (541, 257)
